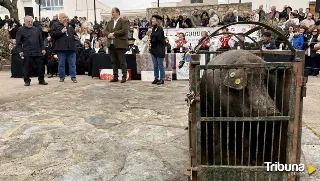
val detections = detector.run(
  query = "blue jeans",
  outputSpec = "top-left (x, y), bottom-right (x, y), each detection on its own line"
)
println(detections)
top-left (151, 55), bottom-right (165, 80)
top-left (56, 50), bottom-right (76, 80)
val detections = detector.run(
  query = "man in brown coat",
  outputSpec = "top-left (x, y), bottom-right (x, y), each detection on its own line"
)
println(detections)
top-left (103, 7), bottom-right (129, 83)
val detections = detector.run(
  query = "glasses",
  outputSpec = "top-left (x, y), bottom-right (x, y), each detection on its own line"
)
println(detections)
top-left (312, 31), bottom-right (318, 33)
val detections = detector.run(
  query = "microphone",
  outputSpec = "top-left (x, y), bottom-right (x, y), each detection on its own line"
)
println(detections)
top-left (64, 23), bottom-right (68, 36)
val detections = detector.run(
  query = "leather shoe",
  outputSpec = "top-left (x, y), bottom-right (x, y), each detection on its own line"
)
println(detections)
top-left (39, 82), bottom-right (48, 85)
top-left (110, 78), bottom-right (119, 82)
top-left (24, 82), bottom-right (30, 86)
top-left (121, 77), bottom-right (126, 83)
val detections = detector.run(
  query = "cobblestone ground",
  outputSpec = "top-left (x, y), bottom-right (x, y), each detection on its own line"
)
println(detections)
top-left (0, 72), bottom-right (319, 181)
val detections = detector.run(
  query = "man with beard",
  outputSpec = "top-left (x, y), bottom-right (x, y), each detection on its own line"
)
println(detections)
top-left (50, 13), bottom-right (78, 83)
top-left (103, 7), bottom-right (129, 83)
top-left (16, 16), bottom-right (47, 86)
top-left (191, 8), bottom-right (201, 27)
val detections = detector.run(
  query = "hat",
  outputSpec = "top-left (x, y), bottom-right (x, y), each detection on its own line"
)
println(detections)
top-left (128, 38), bottom-right (136, 41)
top-left (152, 15), bottom-right (163, 21)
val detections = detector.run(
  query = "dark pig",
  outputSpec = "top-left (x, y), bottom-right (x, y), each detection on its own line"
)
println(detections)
top-left (199, 50), bottom-right (284, 166)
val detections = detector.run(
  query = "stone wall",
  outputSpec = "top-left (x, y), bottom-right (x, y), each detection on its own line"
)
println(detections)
top-left (146, 2), bottom-right (252, 19)
top-left (0, 28), bottom-right (11, 70)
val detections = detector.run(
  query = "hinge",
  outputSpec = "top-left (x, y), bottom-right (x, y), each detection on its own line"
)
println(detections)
top-left (186, 91), bottom-right (196, 107)
top-left (184, 166), bottom-right (201, 180)
top-left (302, 87), bottom-right (307, 97)
top-left (297, 76), bottom-right (308, 87)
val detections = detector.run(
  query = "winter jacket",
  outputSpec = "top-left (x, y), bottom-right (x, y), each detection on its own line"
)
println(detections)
top-left (289, 34), bottom-right (304, 50)
top-left (49, 22), bottom-right (77, 52)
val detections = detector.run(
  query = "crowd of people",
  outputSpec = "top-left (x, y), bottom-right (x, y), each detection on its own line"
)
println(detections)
top-left (4, 3), bottom-right (320, 86)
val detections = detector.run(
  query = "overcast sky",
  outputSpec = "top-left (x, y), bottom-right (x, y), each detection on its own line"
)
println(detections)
top-left (101, 0), bottom-right (181, 10)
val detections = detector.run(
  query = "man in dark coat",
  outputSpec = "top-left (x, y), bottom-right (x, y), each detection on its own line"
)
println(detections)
top-left (33, 17), bottom-right (40, 28)
top-left (127, 38), bottom-right (139, 54)
top-left (258, 32), bottom-right (277, 50)
top-left (16, 16), bottom-right (47, 86)
top-left (16, 16), bottom-right (48, 86)
top-left (70, 16), bottom-right (81, 28)
top-left (50, 15), bottom-right (58, 29)
top-left (181, 14), bottom-right (193, 28)
top-left (50, 13), bottom-right (78, 83)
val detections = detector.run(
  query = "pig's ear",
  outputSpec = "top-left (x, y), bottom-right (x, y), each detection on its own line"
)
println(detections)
top-left (222, 69), bottom-right (247, 90)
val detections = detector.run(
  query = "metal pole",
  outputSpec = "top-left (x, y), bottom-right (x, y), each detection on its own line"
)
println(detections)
top-left (94, 0), bottom-right (97, 24)
top-left (158, 0), bottom-right (159, 7)
top-left (86, 0), bottom-right (89, 20)
top-left (39, 4), bottom-right (41, 20)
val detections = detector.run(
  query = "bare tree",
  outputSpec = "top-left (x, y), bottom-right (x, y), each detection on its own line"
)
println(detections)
top-left (0, 0), bottom-right (19, 20)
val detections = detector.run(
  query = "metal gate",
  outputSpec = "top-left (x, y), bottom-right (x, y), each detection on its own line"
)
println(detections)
top-left (185, 22), bottom-right (307, 181)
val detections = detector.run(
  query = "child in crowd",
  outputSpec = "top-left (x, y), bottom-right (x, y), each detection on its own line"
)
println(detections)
top-left (289, 28), bottom-right (304, 50)
top-left (45, 38), bottom-right (58, 78)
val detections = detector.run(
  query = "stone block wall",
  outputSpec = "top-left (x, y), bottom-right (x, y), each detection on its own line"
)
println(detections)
top-left (146, 2), bottom-right (252, 19)
top-left (0, 28), bottom-right (11, 70)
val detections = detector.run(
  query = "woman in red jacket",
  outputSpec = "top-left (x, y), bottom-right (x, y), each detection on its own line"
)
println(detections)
top-left (198, 31), bottom-right (210, 50)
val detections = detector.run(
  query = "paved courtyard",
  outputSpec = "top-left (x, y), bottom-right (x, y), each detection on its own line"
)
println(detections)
top-left (0, 71), bottom-right (319, 181)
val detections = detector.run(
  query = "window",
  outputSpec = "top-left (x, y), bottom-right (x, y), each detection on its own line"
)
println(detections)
top-left (190, 0), bottom-right (203, 3)
top-left (40, 0), bottom-right (63, 11)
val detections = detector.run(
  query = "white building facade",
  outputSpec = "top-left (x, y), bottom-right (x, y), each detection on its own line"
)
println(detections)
top-left (0, 0), bottom-right (110, 23)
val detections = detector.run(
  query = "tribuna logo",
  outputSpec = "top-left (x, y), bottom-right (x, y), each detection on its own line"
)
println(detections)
top-left (265, 162), bottom-right (305, 172)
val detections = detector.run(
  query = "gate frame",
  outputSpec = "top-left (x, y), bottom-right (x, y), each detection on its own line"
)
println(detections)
top-left (185, 21), bottom-right (307, 181)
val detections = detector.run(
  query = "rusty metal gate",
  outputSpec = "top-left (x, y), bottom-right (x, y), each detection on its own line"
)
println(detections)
top-left (185, 22), bottom-right (307, 181)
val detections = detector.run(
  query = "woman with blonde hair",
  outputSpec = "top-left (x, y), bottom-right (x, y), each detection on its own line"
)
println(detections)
top-left (150, 15), bottom-right (166, 85)
top-left (80, 27), bottom-right (90, 45)
top-left (198, 31), bottom-right (210, 50)
top-left (208, 9), bottom-right (219, 27)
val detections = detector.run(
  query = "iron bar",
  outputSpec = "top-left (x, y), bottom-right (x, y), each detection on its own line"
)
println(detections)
top-left (219, 69), bottom-right (222, 165)
top-left (199, 63), bottom-right (293, 69)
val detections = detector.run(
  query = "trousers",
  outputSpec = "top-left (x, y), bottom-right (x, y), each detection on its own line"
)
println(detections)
top-left (23, 56), bottom-right (44, 83)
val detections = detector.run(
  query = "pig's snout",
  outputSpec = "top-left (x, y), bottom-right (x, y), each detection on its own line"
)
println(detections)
top-left (248, 82), bottom-right (281, 116)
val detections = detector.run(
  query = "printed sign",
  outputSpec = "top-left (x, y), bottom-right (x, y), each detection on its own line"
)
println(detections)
top-left (163, 24), bottom-right (259, 48)
top-left (175, 53), bottom-right (189, 80)
top-left (99, 69), bottom-right (132, 80)
top-left (138, 28), bottom-right (149, 40)
top-left (141, 71), bottom-right (173, 81)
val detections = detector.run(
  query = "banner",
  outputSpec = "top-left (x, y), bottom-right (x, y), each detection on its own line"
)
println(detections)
top-left (138, 28), bottom-right (149, 40)
top-left (175, 53), bottom-right (189, 80)
top-left (163, 24), bottom-right (259, 48)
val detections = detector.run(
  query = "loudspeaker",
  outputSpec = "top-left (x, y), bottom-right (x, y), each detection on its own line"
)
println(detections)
top-left (24, 7), bottom-right (34, 17)
top-left (316, 0), bottom-right (320, 13)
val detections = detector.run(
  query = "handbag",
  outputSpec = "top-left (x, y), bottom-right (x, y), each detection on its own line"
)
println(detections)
top-left (42, 27), bottom-right (49, 32)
